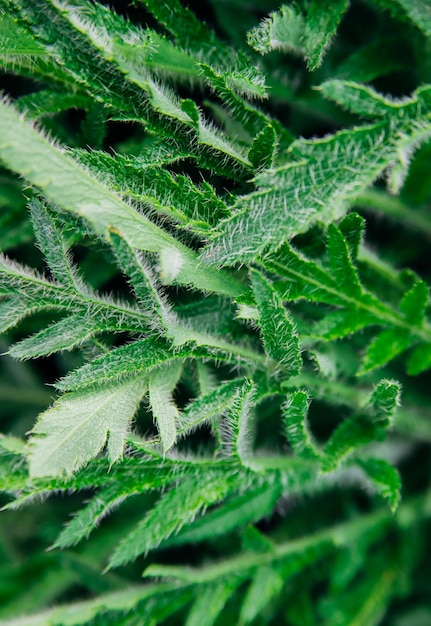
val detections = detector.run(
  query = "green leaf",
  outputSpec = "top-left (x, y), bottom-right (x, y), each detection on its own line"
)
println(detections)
top-left (239, 564), bottom-right (285, 625)
top-left (0, 13), bottom-right (48, 58)
top-left (282, 390), bottom-right (320, 460)
top-left (391, 0), bottom-right (431, 39)
top-left (321, 380), bottom-right (400, 472)
top-left (178, 378), bottom-right (244, 436)
top-left (356, 458), bottom-right (401, 511)
top-left (28, 374), bottom-right (147, 477)
top-left (108, 230), bottom-right (178, 336)
top-left (186, 581), bottom-right (238, 626)
top-left (407, 342), bottom-right (431, 375)
top-left (359, 329), bottom-right (412, 375)
top-left (326, 224), bottom-right (362, 298)
top-left (203, 85), bottom-right (431, 266)
top-left (167, 483), bottom-right (282, 547)
top-left (8, 314), bottom-right (104, 360)
top-left (399, 280), bottom-right (429, 326)
top-left (54, 338), bottom-right (191, 392)
top-left (0, 98), bottom-right (244, 298)
top-left (247, 0), bottom-right (348, 70)
top-left (148, 362), bottom-right (183, 452)
top-left (108, 470), bottom-right (235, 568)
top-left (319, 80), bottom-right (403, 118)
top-left (29, 200), bottom-right (80, 289)
top-left (224, 381), bottom-right (256, 464)
top-left (367, 379), bottom-right (401, 427)
top-left (250, 269), bottom-right (302, 375)
top-left (247, 5), bottom-right (306, 57)
top-left (303, 0), bottom-right (349, 70)
top-left (248, 124), bottom-right (276, 170)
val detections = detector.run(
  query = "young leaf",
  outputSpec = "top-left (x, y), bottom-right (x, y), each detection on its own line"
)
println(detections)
top-left (250, 269), bottom-right (302, 376)
top-left (186, 581), bottom-right (238, 626)
top-left (248, 124), bottom-right (276, 170)
top-left (247, 5), bottom-right (305, 57)
top-left (399, 280), bottom-right (428, 326)
top-left (321, 381), bottom-right (399, 472)
top-left (282, 390), bottom-right (320, 460)
top-left (148, 362), bottom-right (183, 452)
top-left (356, 458), bottom-right (401, 511)
top-left (359, 329), bottom-right (412, 375)
top-left (224, 381), bottom-right (256, 464)
top-left (28, 374), bottom-right (147, 477)
top-left (303, 0), bottom-right (349, 70)
top-left (247, 1), bottom-right (348, 70)
top-left (239, 564), bottom-right (285, 625)
top-left (178, 378), bottom-right (244, 436)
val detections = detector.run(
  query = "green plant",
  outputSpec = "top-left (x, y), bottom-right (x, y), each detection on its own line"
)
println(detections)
top-left (0, 0), bottom-right (431, 623)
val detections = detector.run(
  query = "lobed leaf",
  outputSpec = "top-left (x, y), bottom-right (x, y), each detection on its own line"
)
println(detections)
top-left (28, 374), bottom-right (147, 477)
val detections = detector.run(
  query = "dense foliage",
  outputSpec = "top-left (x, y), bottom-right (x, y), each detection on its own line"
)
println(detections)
top-left (0, 0), bottom-right (431, 624)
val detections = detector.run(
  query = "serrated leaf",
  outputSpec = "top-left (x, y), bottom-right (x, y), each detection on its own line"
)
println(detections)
top-left (321, 380), bottom-right (399, 472)
top-left (167, 483), bottom-right (282, 547)
top-left (250, 269), bottom-right (302, 375)
top-left (202, 85), bottom-right (431, 266)
top-left (224, 381), bottom-right (256, 464)
top-left (338, 212), bottom-right (365, 260)
top-left (367, 379), bottom-right (400, 427)
top-left (29, 199), bottom-right (80, 289)
top-left (8, 313), bottom-right (111, 360)
top-left (304, 0), bottom-right (349, 70)
top-left (55, 338), bottom-right (193, 392)
top-left (186, 581), bottom-right (238, 626)
top-left (406, 342), bottom-right (431, 375)
top-left (326, 224), bottom-right (362, 297)
top-left (178, 378), bottom-right (244, 435)
top-left (108, 471), bottom-right (235, 568)
top-left (28, 374), bottom-right (147, 477)
top-left (109, 230), bottom-right (178, 337)
top-left (320, 80), bottom-right (401, 118)
top-left (148, 362), bottom-right (183, 452)
top-left (247, 5), bottom-right (305, 57)
top-left (0, 13), bottom-right (48, 58)
top-left (239, 564), bottom-right (285, 625)
top-left (282, 390), bottom-right (320, 460)
top-left (399, 280), bottom-right (429, 326)
top-left (248, 124), bottom-right (276, 170)
top-left (359, 329), bottom-right (412, 375)
top-left (356, 458), bottom-right (401, 511)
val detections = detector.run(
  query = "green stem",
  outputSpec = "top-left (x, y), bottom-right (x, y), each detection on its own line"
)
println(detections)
top-left (145, 490), bottom-right (431, 583)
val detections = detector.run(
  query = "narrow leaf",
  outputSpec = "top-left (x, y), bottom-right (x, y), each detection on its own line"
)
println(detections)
top-left (356, 458), bottom-right (401, 512)
top-left (282, 390), bottom-right (320, 460)
top-left (250, 269), bottom-right (302, 375)
top-left (108, 471), bottom-right (234, 568)
top-left (148, 362), bottom-right (183, 452)
top-left (186, 581), bottom-right (238, 626)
